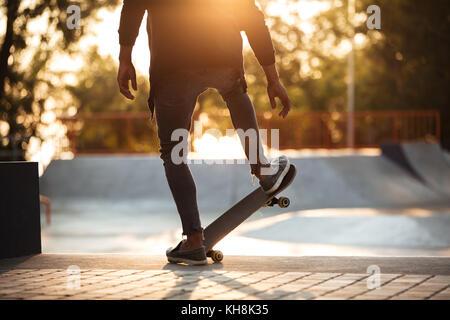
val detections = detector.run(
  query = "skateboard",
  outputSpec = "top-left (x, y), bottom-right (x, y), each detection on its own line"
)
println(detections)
top-left (203, 164), bottom-right (297, 262)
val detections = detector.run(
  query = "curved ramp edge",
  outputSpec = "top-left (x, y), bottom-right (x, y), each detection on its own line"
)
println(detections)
top-left (382, 142), bottom-right (450, 197)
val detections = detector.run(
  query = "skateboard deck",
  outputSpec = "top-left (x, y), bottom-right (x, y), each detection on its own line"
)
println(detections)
top-left (203, 164), bottom-right (297, 262)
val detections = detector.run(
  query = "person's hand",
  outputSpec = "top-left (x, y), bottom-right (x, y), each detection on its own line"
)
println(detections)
top-left (117, 61), bottom-right (137, 100)
top-left (267, 80), bottom-right (291, 118)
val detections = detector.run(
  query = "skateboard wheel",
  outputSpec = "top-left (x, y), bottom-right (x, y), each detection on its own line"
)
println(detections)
top-left (211, 250), bottom-right (223, 263)
top-left (278, 196), bottom-right (290, 208)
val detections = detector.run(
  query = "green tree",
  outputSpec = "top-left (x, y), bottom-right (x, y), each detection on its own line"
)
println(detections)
top-left (0, 0), bottom-right (120, 160)
top-left (66, 47), bottom-right (149, 114)
top-left (356, 0), bottom-right (450, 148)
top-left (65, 48), bottom-right (159, 153)
top-left (244, 0), bottom-right (449, 148)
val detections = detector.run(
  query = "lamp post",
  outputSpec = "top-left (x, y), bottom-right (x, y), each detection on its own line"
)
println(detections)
top-left (347, 0), bottom-right (355, 148)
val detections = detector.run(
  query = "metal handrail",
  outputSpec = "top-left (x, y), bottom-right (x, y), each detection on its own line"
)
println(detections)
top-left (39, 195), bottom-right (51, 225)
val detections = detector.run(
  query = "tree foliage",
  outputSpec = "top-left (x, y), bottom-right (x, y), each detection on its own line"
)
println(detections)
top-left (66, 48), bottom-right (149, 114)
top-left (0, 0), bottom-right (119, 160)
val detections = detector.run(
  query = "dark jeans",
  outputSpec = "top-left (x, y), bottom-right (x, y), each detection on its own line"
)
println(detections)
top-left (154, 68), bottom-right (268, 236)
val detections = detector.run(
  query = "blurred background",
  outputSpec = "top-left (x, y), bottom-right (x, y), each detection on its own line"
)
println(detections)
top-left (1, 0), bottom-right (449, 257)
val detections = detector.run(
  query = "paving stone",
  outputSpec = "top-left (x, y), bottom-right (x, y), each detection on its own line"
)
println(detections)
top-left (209, 290), bottom-right (249, 300)
top-left (347, 274), bottom-right (403, 299)
top-left (428, 287), bottom-right (450, 300)
top-left (426, 275), bottom-right (450, 284)
top-left (28, 295), bottom-right (64, 300)
top-left (390, 293), bottom-right (431, 300)
top-left (0, 287), bottom-right (27, 294)
top-left (103, 291), bottom-right (143, 300)
top-left (63, 293), bottom-right (104, 299)
top-left (390, 277), bottom-right (448, 299)
top-left (136, 291), bottom-right (180, 300)
top-left (0, 260), bottom-right (448, 300)
top-left (320, 282), bottom-right (370, 299)
top-left (302, 273), bottom-right (342, 280)
top-left (281, 279), bottom-right (324, 291)
top-left (277, 291), bottom-right (316, 300)
top-left (184, 291), bottom-right (224, 300)
top-left (241, 294), bottom-right (264, 300)
top-left (103, 270), bottom-right (143, 276)
top-left (313, 279), bottom-right (356, 289)
top-left (157, 288), bottom-right (194, 300)
top-left (262, 284), bottom-right (306, 298)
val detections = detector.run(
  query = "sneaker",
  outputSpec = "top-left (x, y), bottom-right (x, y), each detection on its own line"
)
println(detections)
top-left (259, 155), bottom-right (291, 194)
top-left (166, 241), bottom-right (208, 265)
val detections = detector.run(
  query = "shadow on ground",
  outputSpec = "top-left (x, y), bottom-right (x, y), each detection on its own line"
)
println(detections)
top-left (161, 263), bottom-right (316, 300)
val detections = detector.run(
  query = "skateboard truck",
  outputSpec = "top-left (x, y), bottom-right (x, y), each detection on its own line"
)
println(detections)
top-left (206, 249), bottom-right (224, 262)
top-left (263, 196), bottom-right (290, 208)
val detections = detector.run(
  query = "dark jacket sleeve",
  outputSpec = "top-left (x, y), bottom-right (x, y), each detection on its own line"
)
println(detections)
top-left (118, 0), bottom-right (146, 46)
top-left (238, 0), bottom-right (276, 66)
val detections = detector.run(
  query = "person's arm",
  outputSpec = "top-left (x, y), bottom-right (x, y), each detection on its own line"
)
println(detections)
top-left (238, 0), bottom-right (275, 66)
top-left (238, 1), bottom-right (291, 118)
top-left (262, 63), bottom-right (291, 118)
top-left (117, 0), bottom-right (146, 100)
top-left (118, 45), bottom-right (137, 99)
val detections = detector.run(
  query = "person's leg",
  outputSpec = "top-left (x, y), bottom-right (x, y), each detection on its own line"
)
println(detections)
top-left (214, 70), bottom-right (269, 177)
top-left (212, 68), bottom-right (290, 194)
top-left (154, 74), bottom-right (204, 250)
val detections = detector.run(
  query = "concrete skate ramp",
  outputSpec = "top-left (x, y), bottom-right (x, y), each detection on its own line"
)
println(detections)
top-left (382, 143), bottom-right (450, 198)
top-left (40, 153), bottom-right (448, 214)
top-left (39, 156), bottom-right (242, 213)
top-left (287, 156), bottom-right (445, 209)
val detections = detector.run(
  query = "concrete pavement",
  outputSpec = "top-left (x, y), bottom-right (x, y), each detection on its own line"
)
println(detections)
top-left (1, 254), bottom-right (449, 300)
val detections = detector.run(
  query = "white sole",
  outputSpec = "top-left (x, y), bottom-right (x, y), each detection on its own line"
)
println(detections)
top-left (264, 161), bottom-right (291, 194)
top-left (167, 256), bottom-right (208, 266)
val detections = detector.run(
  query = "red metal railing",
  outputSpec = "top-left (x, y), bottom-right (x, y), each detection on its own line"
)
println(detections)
top-left (59, 109), bottom-right (440, 154)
